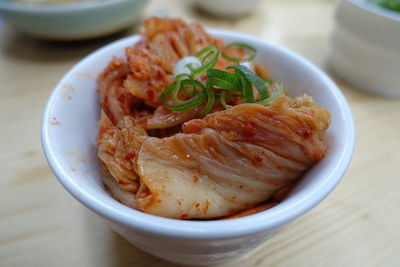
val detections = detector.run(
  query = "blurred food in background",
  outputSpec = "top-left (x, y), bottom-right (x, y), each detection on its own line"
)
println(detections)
top-left (10, 0), bottom-right (98, 5)
top-left (0, 0), bottom-right (148, 40)
top-left (328, 0), bottom-right (400, 97)
top-left (367, 0), bottom-right (400, 12)
top-left (194, 0), bottom-right (261, 17)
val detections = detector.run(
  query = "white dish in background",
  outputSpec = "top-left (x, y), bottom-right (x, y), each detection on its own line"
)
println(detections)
top-left (195, 0), bottom-right (261, 17)
top-left (329, 0), bottom-right (400, 97)
top-left (0, 0), bottom-right (148, 40)
top-left (41, 30), bottom-right (355, 265)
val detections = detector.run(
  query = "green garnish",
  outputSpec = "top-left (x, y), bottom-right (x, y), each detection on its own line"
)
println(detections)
top-left (160, 76), bottom-right (207, 111)
top-left (202, 85), bottom-right (216, 115)
top-left (222, 42), bottom-right (257, 63)
top-left (160, 43), bottom-right (284, 114)
top-left (219, 91), bottom-right (234, 109)
top-left (170, 74), bottom-right (192, 104)
top-left (189, 46), bottom-right (220, 77)
top-left (262, 77), bottom-right (274, 85)
top-left (257, 83), bottom-right (284, 106)
top-left (227, 65), bottom-right (269, 100)
top-left (206, 69), bottom-right (242, 92)
top-left (235, 67), bottom-right (255, 103)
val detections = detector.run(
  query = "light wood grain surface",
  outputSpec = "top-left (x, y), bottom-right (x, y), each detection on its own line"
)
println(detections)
top-left (1, 0), bottom-right (399, 266)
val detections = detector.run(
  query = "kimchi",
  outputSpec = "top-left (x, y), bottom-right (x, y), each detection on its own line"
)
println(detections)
top-left (97, 17), bottom-right (331, 219)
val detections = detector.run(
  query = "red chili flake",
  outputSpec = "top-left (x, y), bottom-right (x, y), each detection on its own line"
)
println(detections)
top-left (302, 129), bottom-right (312, 138)
top-left (239, 185), bottom-right (243, 189)
top-left (254, 155), bottom-right (263, 163)
top-left (251, 155), bottom-right (263, 166)
top-left (126, 150), bottom-right (137, 159)
top-left (193, 176), bottom-right (199, 183)
top-left (195, 203), bottom-right (200, 208)
top-left (118, 180), bottom-right (125, 185)
top-left (156, 70), bottom-right (165, 79)
top-left (146, 89), bottom-right (154, 100)
top-left (180, 214), bottom-right (188, 219)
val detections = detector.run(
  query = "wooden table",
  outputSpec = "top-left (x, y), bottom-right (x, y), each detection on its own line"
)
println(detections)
top-left (1, 0), bottom-right (399, 266)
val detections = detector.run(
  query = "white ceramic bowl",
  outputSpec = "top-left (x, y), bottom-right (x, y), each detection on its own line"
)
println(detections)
top-left (0, 0), bottom-right (148, 40)
top-left (329, 0), bottom-right (400, 97)
top-left (42, 30), bottom-right (355, 265)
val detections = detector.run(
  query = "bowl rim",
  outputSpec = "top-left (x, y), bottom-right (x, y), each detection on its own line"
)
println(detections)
top-left (347, 0), bottom-right (400, 22)
top-left (42, 29), bottom-right (355, 240)
top-left (0, 0), bottom-right (140, 13)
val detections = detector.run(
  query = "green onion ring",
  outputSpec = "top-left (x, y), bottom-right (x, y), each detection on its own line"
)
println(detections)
top-left (160, 78), bottom-right (207, 111)
top-left (233, 69), bottom-right (254, 103)
top-left (257, 82), bottom-right (284, 106)
top-left (200, 86), bottom-right (216, 115)
top-left (181, 83), bottom-right (197, 97)
top-left (222, 42), bottom-right (257, 63)
top-left (262, 77), bottom-right (273, 85)
top-left (180, 74), bottom-right (198, 97)
top-left (170, 74), bottom-right (192, 104)
top-left (206, 69), bottom-right (242, 92)
top-left (219, 91), bottom-right (234, 109)
top-left (190, 46), bottom-right (220, 77)
top-left (228, 65), bottom-right (269, 100)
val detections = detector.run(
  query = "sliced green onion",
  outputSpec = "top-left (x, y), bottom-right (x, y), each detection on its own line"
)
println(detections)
top-left (262, 77), bottom-right (273, 85)
top-left (228, 65), bottom-right (269, 100)
top-left (162, 40), bottom-right (283, 114)
top-left (219, 91), bottom-right (233, 109)
top-left (181, 81), bottom-right (197, 97)
top-left (200, 86), bottom-right (216, 115)
top-left (222, 42), bottom-right (257, 63)
top-left (170, 74), bottom-right (192, 104)
top-left (257, 83), bottom-right (284, 106)
top-left (173, 56), bottom-right (201, 77)
top-left (189, 46), bottom-right (220, 77)
top-left (233, 68), bottom-right (254, 103)
top-left (206, 69), bottom-right (242, 92)
top-left (179, 73), bottom-right (199, 98)
top-left (160, 78), bottom-right (207, 111)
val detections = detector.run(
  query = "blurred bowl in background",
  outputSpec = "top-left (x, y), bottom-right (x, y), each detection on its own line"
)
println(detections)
top-left (328, 0), bottom-right (400, 97)
top-left (195, 0), bottom-right (261, 17)
top-left (0, 0), bottom-right (148, 40)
